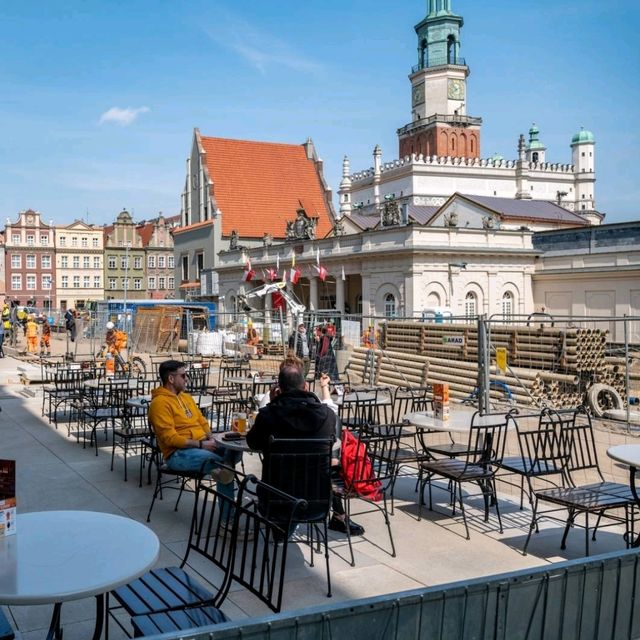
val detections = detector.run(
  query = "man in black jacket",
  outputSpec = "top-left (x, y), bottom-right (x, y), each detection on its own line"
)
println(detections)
top-left (247, 364), bottom-right (364, 535)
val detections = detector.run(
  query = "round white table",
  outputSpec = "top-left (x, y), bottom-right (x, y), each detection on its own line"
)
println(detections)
top-left (0, 510), bottom-right (159, 639)
top-left (404, 407), bottom-right (479, 433)
top-left (211, 431), bottom-right (253, 452)
top-left (607, 444), bottom-right (640, 548)
top-left (84, 378), bottom-right (139, 390)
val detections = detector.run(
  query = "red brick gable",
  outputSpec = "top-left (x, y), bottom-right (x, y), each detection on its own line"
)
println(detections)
top-left (200, 136), bottom-right (333, 238)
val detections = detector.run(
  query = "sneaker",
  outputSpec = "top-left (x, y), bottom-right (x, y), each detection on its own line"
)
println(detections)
top-left (328, 516), bottom-right (365, 536)
top-left (210, 466), bottom-right (235, 485)
top-left (220, 517), bottom-right (254, 541)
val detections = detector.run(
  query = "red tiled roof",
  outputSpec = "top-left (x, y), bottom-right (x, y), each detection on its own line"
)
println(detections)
top-left (200, 136), bottom-right (333, 238)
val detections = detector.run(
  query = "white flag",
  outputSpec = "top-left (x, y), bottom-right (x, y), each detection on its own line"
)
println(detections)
top-left (316, 246), bottom-right (320, 266)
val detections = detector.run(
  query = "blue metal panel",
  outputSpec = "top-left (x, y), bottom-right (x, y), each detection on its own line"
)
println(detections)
top-left (144, 549), bottom-right (640, 640)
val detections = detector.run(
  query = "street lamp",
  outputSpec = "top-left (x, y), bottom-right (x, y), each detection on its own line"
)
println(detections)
top-left (448, 262), bottom-right (467, 310)
top-left (122, 241), bottom-right (131, 333)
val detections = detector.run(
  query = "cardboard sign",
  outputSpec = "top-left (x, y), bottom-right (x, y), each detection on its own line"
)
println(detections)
top-left (433, 382), bottom-right (450, 422)
top-left (0, 460), bottom-right (16, 537)
top-left (442, 336), bottom-right (465, 347)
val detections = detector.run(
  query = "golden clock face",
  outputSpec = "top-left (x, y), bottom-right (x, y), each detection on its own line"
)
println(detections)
top-left (447, 79), bottom-right (465, 100)
top-left (412, 84), bottom-right (425, 106)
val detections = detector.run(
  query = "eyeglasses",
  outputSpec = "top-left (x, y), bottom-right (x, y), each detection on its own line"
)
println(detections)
top-left (172, 372), bottom-right (189, 379)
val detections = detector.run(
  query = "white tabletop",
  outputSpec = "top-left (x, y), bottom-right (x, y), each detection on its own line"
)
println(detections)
top-left (0, 511), bottom-right (159, 606)
top-left (338, 392), bottom-right (392, 406)
top-left (607, 444), bottom-right (640, 468)
top-left (405, 407), bottom-right (482, 433)
top-left (224, 377), bottom-right (256, 386)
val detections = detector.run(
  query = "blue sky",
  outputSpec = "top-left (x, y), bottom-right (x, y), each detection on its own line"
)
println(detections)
top-left (0, 0), bottom-right (638, 225)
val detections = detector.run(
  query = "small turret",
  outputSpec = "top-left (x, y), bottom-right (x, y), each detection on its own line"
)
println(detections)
top-left (525, 123), bottom-right (546, 163)
top-left (338, 156), bottom-right (352, 217)
top-left (571, 127), bottom-right (596, 214)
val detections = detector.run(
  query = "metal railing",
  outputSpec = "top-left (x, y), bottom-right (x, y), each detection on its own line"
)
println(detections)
top-left (411, 56), bottom-right (466, 72)
top-left (146, 548), bottom-right (640, 640)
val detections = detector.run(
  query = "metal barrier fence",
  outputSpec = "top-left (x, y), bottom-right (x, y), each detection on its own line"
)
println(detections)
top-left (146, 547), bottom-right (640, 640)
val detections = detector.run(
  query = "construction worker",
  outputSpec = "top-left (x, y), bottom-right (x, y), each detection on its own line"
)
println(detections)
top-left (105, 321), bottom-right (128, 365)
top-left (25, 314), bottom-right (38, 354)
top-left (40, 316), bottom-right (51, 356)
top-left (105, 321), bottom-right (116, 353)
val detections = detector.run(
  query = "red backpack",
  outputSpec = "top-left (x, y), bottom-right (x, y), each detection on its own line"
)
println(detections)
top-left (339, 429), bottom-right (382, 502)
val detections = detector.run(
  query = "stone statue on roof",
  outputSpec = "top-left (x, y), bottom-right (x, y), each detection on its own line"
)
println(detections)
top-left (332, 218), bottom-right (345, 237)
top-left (285, 206), bottom-right (317, 240)
top-left (381, 199), bottom-right (401, 227)
top-left (229, 230), bottom-right (239, 250)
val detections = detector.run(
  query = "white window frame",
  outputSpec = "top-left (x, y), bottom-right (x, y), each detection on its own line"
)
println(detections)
top-left (40, 235), bottom-right (49, 246)
top-left (10, 254), bottom-right (21, 268)
top-left (26, 254), bottom-right (36, 269)
top-left (168, 256), bottom-right (175, 269)
top-left (92, 237), bottom-right (99, 248)
top-left (27, 235), bottom-right (35, 246)
top-left (158, 277), bottom-right (166, 290)
top-left (94, 276), bottom-right (101, 288)
top-left (502, 292), bottom-right (514, 319)
top-left (11, 275), bottom-right (21, 290)
top-left (61, 256), bottom-right (68, 268)
top-left (464, 292), bottom-right (477, 318)
top-left (158, 256), bottom-right (165, 269)
top-left (83, 276), bottom-right (90, 288)
top-left (93, 257), bottom-right (101, 269)
top-left (81, 237), bottom-right (88, 248)
top-left (42, 255), bottom-right (51, 269)
top-left (73, 276), bottom-right (80, 289)
top-left (71, 236), bottom-right (78, 247)
top-left (83, 256), bottom-right (90, 269)
top-left (108, 255), bottom-right (116, 269)
top-left (384, 293), bottom-right (397, 319)
top-left (59, 236), bottom-right (66, 247)
top-left (73, 256), bottom-right (80, 268)
top-left (134, 278), bottom-right (142, 290)
top-left (26, 275), bottom-right (36, 290)
top-left (61, 275), bottom-right (69, 289)
top-left (133, 256), bottom-right (142, 269)
top-left (148, 255), bottom-right (156, 268)
top-left (168, 277), bottom-right (175, 290)
top-left (42, 275), bottom-right (52, 290)
top-left (108, 277), bottom-right (116, 290)
top-left (148, 276), bottom-right (156, 290)
top-left (11, 234), bottom-right (20, 244)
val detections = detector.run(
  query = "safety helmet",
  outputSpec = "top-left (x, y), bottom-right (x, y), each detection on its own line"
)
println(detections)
top-left (106, 321), bottom-right (115, 330)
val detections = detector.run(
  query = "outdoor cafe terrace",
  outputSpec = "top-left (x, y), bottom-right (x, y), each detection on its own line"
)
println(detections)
top-left (0, 353), bottom-right (639, 640)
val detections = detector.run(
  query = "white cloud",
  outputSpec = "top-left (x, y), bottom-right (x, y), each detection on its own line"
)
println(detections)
top-left (99, 106), bottom-right (150, 126)
top-left (203, 13), bottom-right (322, 75)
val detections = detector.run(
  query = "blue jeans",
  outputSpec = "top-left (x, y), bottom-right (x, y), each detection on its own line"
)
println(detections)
top-left (166, 447), bottom-right (242, 509)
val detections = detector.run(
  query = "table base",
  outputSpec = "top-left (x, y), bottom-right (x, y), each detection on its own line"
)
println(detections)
top-left (45, 595), bottom-right (104, 640)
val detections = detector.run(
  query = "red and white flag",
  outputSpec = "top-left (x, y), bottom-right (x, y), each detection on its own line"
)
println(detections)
top-left (241, 261), bottom-right (255, 282)
top-left (314, 264), bottom-right (328, 281)
top-left (289, 266), bottom-right (301, 285)
top-left (289, 255), bottom-right (301, 285)
top-left (265, 267), bottom-right (278, 282)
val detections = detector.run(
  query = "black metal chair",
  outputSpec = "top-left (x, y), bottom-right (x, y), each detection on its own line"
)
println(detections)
top-left (497, 407), bottom-right (574, 509)
top-left (81, 379), bottom-right (131, 455)
top-left (47, 368), bottom-right (84, 429)
top-left (333, 429), bottom-right (402, 566)
top-left (418, 411), bottom-right (514, 540)
top-left (111, 402), bottom-right (150, 482)
top-left (523, 406), bottom-right (636, 556)
top-left (186, 362), bottom-right (210, 394)
top-left (107, 476), bottom-right (303, 638)
top-left (265, 436), bottom-right (335, 597)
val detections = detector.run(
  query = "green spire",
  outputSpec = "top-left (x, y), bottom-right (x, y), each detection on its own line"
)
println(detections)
top-left (416, 0), bottom-right (464, 70)
top-left (527, 123), bottom-right (545, 150)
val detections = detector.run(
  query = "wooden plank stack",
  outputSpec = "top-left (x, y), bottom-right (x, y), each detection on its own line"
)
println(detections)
top-left (347, 320), bottom-right (629, 409)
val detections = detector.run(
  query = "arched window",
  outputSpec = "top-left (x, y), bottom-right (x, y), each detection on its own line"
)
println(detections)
top-left (427, 292), bottom-right (441, 307)
top-left (451, 134), bottom-right (456, 153)
top-left (464, 292), bottom-right (477, 318)
top-left (502, 292), bottom-right (514, 319)
top-left (384, 293), bottom-right (397, 319)
top-left (470, 136), bottom-right (476, 154)
top-left (447, 35), bottom-right (456, 64)
top-left (532, 152), bottom-right (539, 163)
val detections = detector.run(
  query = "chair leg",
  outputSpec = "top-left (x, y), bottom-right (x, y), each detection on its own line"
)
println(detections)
top-left (592, 511), bottom-right (604, 541)
top-left (382, 494), bottom-right (396, 557)
top-left (522, 497), bottom-right (538, 556)
top-left (560, 509), bottom-right (576, 550)
top-left (322, 521), bottom-right (332, 598)
top-left (491, 480), bottom-right (503, 534)
top-left (146, 469), bottom-right (162, 522)
top-left (344, 498), bottom-right (355, 567)
top-left (457, 482), bottom-right (470, 540)
top-left (584, 511), bottom-right (590, 556)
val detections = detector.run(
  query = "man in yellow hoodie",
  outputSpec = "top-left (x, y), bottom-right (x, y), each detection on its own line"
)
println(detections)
top-left (148, 360), bottom-right (240, 503)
